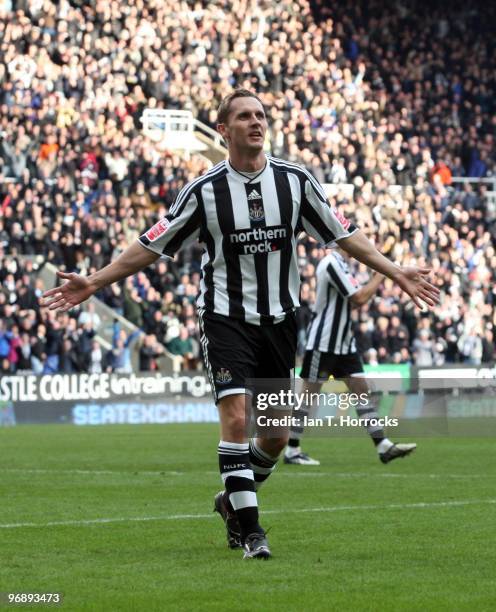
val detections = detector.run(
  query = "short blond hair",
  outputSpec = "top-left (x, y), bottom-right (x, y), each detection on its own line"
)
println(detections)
top-left (217, 89), bottom-right (264, 124)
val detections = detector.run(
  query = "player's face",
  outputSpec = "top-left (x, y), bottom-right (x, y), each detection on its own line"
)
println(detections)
top-left (218, 97), bottom-right (267, 153)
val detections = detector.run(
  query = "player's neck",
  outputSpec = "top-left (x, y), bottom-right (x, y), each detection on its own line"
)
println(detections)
top-left (228, 150), bottom-right (266, 174)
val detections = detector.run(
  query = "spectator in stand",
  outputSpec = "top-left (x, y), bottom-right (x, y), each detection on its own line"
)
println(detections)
top-left (481, 329), bottom-right (495, 364)
top-left (147, 310), bottom-right (168, 344)
top-left (457, 327), bottom-right (484, 365)
top-left (106, 323), bottom-right (141, 373)
top-left (59, 338), bottom-right (81, 374)
top-left (139, 334), bottom-right (165, 372)
top-left (78, 302), bottom-right (101, 330)
top-left (76, 321), bottom-right (96, 369)
top-left (123, 282), bottom-right (145, 328)
top-left (167, 327), bottom-right (194, 369)
top-left (388, 316), bottom-right (410, 356)
top-left (412, 330), bottom-right (436, 367)
top-left (16, 333), bottom-right (33, 371)
top-left (355, 320), bottom-right (374, 355)
top-left (0, 321), bottom-right (11, 363)
top-left (89, 340), bottom-right (104, 374)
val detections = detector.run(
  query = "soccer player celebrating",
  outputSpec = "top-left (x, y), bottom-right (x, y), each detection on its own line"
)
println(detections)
top-left (284, 249), bottom-right (416, 466)
top-left (42, 90), bottom-right (439, 559)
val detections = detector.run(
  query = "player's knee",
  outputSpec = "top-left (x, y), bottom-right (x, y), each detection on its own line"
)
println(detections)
top-left (260, 435), bottom-right (289, 457)
top-left (219, 394), bottom-right (247, 441)
top-left (225, 413), bottom-right (246, 440)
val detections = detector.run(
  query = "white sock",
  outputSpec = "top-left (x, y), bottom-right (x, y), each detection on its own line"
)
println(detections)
top-left (377, 438), bottom-right (394, 454)
top-left (285, 445), bottom-right (301, 457)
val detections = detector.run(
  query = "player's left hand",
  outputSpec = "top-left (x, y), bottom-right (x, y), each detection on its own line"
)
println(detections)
top-left (395, 267), bottom-right (440, 309)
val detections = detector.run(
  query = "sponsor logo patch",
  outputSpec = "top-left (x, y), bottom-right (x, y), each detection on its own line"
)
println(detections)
top-left (332, 208), bottom-right (351, 230)
top-left (228, 224), bottom-right (288, 255)
top-left (145, 218), bottom-right (170, 241)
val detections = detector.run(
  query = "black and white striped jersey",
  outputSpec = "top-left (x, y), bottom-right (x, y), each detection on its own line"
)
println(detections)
top-left (305, 252), bottom-right (360, 354)
top-left (139, 155), bottom-right (358, 325)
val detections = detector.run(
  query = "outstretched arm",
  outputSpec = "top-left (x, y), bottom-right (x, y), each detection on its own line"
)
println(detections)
top-left (349, 272), bottom-right (385, 308)
top-left (42, 241), bottom-right (160, 312)
top-left (337, 230), bottom-right (439, 308)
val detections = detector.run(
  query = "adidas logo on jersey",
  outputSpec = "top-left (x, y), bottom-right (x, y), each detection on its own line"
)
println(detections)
top-left (247, 189), bottom-right (262, 200)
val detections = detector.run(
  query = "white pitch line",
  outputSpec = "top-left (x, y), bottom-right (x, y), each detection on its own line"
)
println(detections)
top-left (1, 468), bottom-right (184, 476)
top-left (1, 499), bottom-right (495, 530)
top-left (264, 472), bottom-right (490, 480)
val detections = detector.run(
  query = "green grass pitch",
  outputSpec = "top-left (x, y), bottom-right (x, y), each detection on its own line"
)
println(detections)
top-left (1, 424), bottom-right (495, 611)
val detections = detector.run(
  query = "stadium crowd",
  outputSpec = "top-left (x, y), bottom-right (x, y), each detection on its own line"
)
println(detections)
top-left (0, 0), bottom-right (495, 374)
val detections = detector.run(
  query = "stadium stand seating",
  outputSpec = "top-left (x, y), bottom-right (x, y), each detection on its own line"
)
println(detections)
top-left (0, 0), bottom-right (495, 373)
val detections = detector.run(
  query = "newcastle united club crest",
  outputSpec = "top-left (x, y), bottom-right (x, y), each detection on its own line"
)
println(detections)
top-left (249, 199), bottom-right (265, 221)
top-left (215, 368), bottom-right (233, 384)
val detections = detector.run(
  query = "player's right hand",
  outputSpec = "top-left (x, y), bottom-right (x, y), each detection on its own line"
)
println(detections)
top-left (41, 271), bottom-right (96, 312)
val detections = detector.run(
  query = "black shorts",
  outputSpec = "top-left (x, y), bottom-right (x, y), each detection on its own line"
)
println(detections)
top-left (198, 309), bottom-right (297, 403)
top-left (300, 350), bottom-right (364, 382)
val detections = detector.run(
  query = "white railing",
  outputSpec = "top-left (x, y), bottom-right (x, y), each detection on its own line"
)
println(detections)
top-left (192, 118), bottom-right (227, 152)
top-left (451, 177), bottom-right (496, 217)
top-left (140, 109), bottom-right (193, 141)
top-left (451, 177), bottom-right (495, 186)
top-left (140, 108), bottom-right (227, 157)
top-left (140, 109), bottom-right (202, 151)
